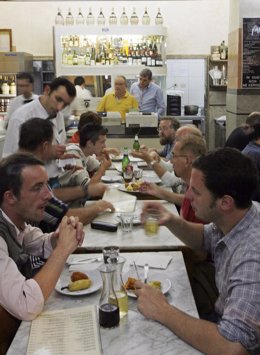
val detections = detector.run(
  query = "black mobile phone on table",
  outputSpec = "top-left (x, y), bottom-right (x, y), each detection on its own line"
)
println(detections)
top-left (91, 221), bottom-right (118, 232)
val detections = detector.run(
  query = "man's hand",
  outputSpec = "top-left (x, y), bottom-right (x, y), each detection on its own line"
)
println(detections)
top-left (141, 201), bottom-right (172, 226)
top-left (139, 182), bottom-right (160, 197)
top-left (134, 280), bottom-right (169, 321)
top-left (56, 216), bottom-right (84, 253)
top-left (51, 144), bottom-right (67, 159)
top-left (96, 200), bottom-right (115, 213)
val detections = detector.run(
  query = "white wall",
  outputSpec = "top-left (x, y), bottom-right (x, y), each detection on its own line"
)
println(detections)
top-left (0, 0), bottom-right (230, 56)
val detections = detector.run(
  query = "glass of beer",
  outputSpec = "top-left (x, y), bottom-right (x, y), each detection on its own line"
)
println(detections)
top-left (144, 212), bottom-right (160, 236)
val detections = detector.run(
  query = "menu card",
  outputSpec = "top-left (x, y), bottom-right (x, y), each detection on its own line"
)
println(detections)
top-left (26, 305), bottom-right (102, 355)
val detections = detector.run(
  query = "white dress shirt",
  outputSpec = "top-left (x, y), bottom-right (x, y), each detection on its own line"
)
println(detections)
top-left (5, 94), bottom-right (38, 123)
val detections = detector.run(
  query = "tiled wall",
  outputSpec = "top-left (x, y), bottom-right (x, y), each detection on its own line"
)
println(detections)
top-left (166, 59), bottom-right (206, 110)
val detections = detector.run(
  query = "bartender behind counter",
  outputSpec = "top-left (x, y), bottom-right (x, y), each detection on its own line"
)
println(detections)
top-left (96, 75), bottom-right (138, 124)
top-left (130, 68), bottom-right (165, 117)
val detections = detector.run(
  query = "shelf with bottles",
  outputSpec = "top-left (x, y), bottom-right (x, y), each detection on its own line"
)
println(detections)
top-left (208, 44), bottom-right (228, 90)
top-left (54, 25), bottom-right (167, 77)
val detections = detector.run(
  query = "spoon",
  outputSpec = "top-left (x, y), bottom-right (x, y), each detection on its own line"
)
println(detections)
top-left (144, 264), bottom-right (149, 284)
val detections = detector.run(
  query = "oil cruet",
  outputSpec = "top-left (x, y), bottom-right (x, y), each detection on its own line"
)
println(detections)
top-left (98, 264), bottom-right (120, 328)
top-left (108, 256), bottom-right (128, 318)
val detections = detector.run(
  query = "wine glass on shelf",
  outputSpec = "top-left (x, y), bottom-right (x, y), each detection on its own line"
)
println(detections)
top-left (76, 8), bottom-right (84, 25)
top-left (142, 7), bottom-right (150, 25)
top-left (97, 8), bottom-right (106, 26)
top-left (109, 8), bottom-right (117, 26)
top-left (130, 7), bottom-right (139, 25)
top-left (155, 8), bottom-right (164, 25)
top-left (86, 8), bottom-right (95, 25)
top-left (120, 7), bottom-right (128, 25)
top-left (65, 8), bottom-right (74, 26)
top-left (55, 8), bottom-right (64, 25)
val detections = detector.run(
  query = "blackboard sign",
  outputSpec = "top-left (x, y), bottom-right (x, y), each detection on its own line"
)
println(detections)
top-left (242, 18), bottom-right (260, 88)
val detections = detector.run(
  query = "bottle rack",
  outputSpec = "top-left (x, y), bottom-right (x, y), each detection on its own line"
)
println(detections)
top-left (54, 26), bottom-right (167, 77)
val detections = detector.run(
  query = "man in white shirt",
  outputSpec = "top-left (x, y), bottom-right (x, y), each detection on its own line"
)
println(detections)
top-left (5, 72), bottom-right (38, 123)
top-left (70, 76), bottom-right (92, 115)
top-left (0, 153), bottom-right (84, 321)
top-left (3, 77), bottom-right (76, 178)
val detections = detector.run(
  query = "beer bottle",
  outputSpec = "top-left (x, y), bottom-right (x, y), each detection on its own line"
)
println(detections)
top-left (122, 147), bottom-right (130, 172)
top-left (133, 135), bottom-right (140, 151)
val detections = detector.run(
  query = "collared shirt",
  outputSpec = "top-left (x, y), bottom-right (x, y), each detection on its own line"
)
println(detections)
top-left (158, 142), bottom-right (174, 161)
top-left (97, 91), bottom-right (138, 123)
top-left (3, 97), bottom-right (66, 178)
top-left (203, 202), bottom-right (260, 352)
top-left (0, 209), bottom-right (54, 321)
top-left (130, 81), bottom-right (165, 117)
top-left (5, 93), bottom-right (38, 123)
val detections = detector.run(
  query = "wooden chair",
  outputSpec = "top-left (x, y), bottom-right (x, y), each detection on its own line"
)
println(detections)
top-left (0, 306), bottom-right (20, 355)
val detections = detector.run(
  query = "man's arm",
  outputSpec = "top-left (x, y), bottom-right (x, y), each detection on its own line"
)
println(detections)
top-left (135, 284), bottom-right (249, 355)
top-left (142, 201), bottom-right (203, 249)
top-left (140, 182), bottom-right (184, 206)
top-left (96, 96), bottom-right (106, 112)
top-left (2, 115), bottom-right (20, 157)
top-left (52, 185), bottom-right (86, 202)
top-left (156, 88), bottom-right (166, 117)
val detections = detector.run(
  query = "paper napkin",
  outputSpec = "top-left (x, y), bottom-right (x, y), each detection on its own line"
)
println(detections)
top-left (133, 254), bottom-right (172, 270)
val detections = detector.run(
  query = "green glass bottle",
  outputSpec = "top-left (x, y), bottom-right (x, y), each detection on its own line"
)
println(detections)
top-left (133, 135), bottom-right (140, 151)
top-left (122, 147), bottom-right (130, 172)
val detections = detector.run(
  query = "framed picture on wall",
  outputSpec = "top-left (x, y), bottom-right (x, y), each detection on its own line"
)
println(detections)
top-left (0, 29), bottom-right (12, 52)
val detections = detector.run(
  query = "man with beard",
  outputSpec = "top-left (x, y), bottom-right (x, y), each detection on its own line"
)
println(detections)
top-left (135, 148), bottom-right (260, 355)
top-left (3, 77), bottom-right (76, 179)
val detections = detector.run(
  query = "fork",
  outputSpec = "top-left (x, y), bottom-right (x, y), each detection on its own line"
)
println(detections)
top-left (69, 257), bottom-right (103, 265)
top-left (144, 264), bottom-right (149, 284)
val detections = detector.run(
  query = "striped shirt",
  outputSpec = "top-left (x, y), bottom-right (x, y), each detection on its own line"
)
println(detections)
top-left (203, 202), bottom-right (260, 353)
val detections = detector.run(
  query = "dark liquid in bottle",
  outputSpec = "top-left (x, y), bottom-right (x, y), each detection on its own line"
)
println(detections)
top-left (124, 177), bottom-right (132, 183)
top-left (99, 303), bottom-right (120, 328)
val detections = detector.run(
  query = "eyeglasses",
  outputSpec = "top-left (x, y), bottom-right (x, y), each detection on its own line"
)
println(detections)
top-left (171, 152), bottom-right (189, 159)
top-left (157, 126), bottom-right (172, 132)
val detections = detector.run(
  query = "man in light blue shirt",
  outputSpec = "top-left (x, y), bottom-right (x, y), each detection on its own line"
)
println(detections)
top-left (130, 68), bottom-right (165, 117)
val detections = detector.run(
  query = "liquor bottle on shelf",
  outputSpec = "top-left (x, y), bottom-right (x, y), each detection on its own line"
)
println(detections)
top-left (90, 47), bottom-right (96, 66)
top-left (65, 8), bottom-right (74, 26)
top-left (73, 35), bottom-right (79, 47)
top-left (67, 49), bottom-right (73, 65)
top-left (109, 8), bottom-right (117, 26)
top-left (130, 8), bottom-right (139, 25)
top-left (220, 40), bottom-right (227, 60)
top-left (9, 76), bottom-right (16, 95)
top-left (120, 7), bottom-right (128, 25)
top-left (76, 8), bottom-right (84, 25)
top-left (142, 7), bottom-right (150, 25)
top-left (73, 50), bottom-right (78, 65)
top-left (62, 46), bottom-right (68, 64)
top-left (86, 8), bottom-right (95, 25)
top-left (155, 8), bottom-right (164, 25)
top-left (55, 8), bottom-right (64, 25)
top-left (85, 48), bottom-right (91, 66)
top-left (97, 8), bottom-right (105, 26)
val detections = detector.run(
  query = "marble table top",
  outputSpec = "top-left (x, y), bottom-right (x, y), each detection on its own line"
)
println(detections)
top-left (7, 252), bottom-right (202, 355)
top-left (82, 200), bottom-right (184, 251)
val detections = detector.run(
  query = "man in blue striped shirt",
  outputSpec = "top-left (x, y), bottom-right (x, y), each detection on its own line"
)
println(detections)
top-left (130, 68), bottom-right (165, 117)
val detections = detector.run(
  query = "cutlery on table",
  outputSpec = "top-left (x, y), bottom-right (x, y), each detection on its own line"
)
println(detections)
top-left (133, 261), bottom-right (140, 280)
top-left (144, 263), bottom-right (149, 284)
top-left (68, 257), bottom-right (103, 265)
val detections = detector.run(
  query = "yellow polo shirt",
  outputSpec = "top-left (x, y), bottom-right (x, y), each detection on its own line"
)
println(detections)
top-left (97, 91), bottom-right (138, 123)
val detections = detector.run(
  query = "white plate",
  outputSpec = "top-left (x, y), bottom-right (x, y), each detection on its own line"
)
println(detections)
top-left (101, 175), bottom-right (122, 183)
top-left (142, 176), bottom-right (161, 184)
top-left (123, 272), bottom-right (171, 298)
top-left (110, 154), bottom-right (123, 161)
top-left (55, 270), bottom-right (102, 296)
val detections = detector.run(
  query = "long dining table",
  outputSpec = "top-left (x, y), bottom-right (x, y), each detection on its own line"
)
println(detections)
top-left (7, 251), bottom-right (202, 355)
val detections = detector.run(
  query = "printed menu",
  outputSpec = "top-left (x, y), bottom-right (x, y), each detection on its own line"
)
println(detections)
top-left (26, 305), bottom-right (102, 355)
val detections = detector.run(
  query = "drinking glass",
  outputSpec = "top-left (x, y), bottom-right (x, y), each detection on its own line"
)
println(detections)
top-left (144, 212), bottom-right (160, 236)
top-left (120, 213), bottom-right (134, 233)
top-left (103, 246), bottom-right (120, 264)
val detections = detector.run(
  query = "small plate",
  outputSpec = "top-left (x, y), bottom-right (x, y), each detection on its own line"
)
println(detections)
top-left (55, 270), bottom-right (102, 296)
top-left (110, 154), bottom-right (123, 161)
top-left (123, 272), bottom-right (171, 298)
top-left (101, 175), bottom-right (122, 183)
top-left (142, 175), bottom-right (161, 184)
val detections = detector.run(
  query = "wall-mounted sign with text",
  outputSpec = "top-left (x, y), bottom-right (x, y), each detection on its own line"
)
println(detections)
top-left (242, 18), bottom-right (260, 88)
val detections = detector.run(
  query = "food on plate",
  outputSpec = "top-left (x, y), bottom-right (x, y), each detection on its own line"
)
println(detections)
top-left (148, 280), bottom-right (162, 290)
top-left (68, 279), bottom-right (92, 292)
top-left (124, 277), bottom-right (138, 290)
top-left (71, 271), bottom-right (89, 282)
top-left (125, 181), bottom-right (144, 192)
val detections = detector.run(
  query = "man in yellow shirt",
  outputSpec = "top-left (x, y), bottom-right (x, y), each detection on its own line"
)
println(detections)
top-left (97, 75), bottom-right (138, 124)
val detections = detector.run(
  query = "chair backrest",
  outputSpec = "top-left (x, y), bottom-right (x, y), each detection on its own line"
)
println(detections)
top-left (0, 306), bottom-right (20, 355)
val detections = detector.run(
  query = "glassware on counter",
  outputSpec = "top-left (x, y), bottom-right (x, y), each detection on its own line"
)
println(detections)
top-left (76, 8), bottom-right (84, 25)
top-left (98, 264), bottom-right (120, 328)
top-left (108, 256), bottom-right (128, 318)
top-left (65, 8), bottom-right (74, 26)
top-left (130, 7), bottom-right (139, 25)
top-left (86, 8), bottom-right (95, 25)
top-left (155, 8), bottom-right (164, 25)
top-left (97, 8), bottom-right (106, 26)
top-left (55, 8), bottom-right (64, 25)
top-left (109, 8), bottom-right (117, 26)
top-left (120, 7), bottom-right (128, 25)
top-left (142, 7), bottom-right (150, 25)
